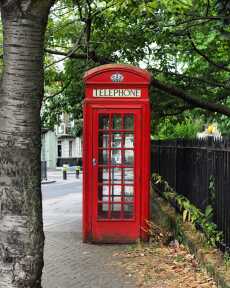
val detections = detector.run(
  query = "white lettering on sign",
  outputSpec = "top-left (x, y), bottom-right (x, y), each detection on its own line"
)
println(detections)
top-left (93, 89), bottom-right (141, 97)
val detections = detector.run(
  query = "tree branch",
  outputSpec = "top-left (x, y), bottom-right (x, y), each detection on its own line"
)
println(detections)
top-left (45, 47), bottom-right (230, 116)
top-left (166, 15), bottom-right (230, 28)
top-left (159, 105), bottom-right (193, 118)
top-left (75, 0), bottom-right (84, 21)
top-left (50, 4), bottom-right (69, 14)
top-left (45, 48), bottom-right (112, 64)
top-left (188, 33), bottom-right (230, 72)
top-left (205, 0), bottom-right (210, 16)
top-left (85, 0), bottom-right (92, 59)
top-left (43, 79), bottom-right (72, 102)
top-left (50, 20), bottom-right (76, 34)
top-left (45, 48), bottom-right (86, 59)
top-left (151, 68), bottom-right (230, 89)
top-left (92, 2), bottom-right (117, 18)
top-left (151, 77), bottom-right (230, 116)
top-left (45, 25), bottom-right (87, 69)
top-left (45, 0), bottom-right (113, 70)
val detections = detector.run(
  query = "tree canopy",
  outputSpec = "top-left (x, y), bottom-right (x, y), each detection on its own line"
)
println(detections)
top-left (41, 0), bottom-right (230, 136)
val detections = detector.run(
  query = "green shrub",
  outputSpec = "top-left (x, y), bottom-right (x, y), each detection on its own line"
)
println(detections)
top-left (154, 117), bottom-right (203, 140)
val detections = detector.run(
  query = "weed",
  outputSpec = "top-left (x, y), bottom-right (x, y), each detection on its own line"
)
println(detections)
top-left (152, 173), bottom-right (223, 247)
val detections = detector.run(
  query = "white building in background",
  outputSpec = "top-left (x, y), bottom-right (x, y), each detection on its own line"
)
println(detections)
top-left (41, 129), bottom-right (57, 168)
top-left (41, 113), bottom-right (82, 169)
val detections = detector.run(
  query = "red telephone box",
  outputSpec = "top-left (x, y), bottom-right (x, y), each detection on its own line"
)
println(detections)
top-left (83, 64), bottom-right (151, 243)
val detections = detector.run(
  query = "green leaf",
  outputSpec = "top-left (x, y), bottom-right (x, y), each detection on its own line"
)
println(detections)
top-left (205, 205), bottom-right (213, 219)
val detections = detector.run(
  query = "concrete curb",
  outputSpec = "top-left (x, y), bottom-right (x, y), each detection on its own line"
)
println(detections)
top-left (151, 188), bottom-right (230, 288)
top-left (41, 180), bottom-right (56, 185)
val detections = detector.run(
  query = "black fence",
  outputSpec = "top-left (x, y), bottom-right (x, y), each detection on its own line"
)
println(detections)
top-left (152, 138), bottom-right (230, 251)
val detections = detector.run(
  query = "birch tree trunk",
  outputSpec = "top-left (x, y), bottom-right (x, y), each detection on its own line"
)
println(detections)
top-left (0, 1), bottom-right (55, 287)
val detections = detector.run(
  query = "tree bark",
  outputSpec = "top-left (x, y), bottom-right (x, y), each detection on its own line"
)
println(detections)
top-left (0, 1), bottom-right (55, 287)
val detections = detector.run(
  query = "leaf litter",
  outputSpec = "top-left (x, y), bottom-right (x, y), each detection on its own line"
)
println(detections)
top-left (112, 223), bottom-right (217, 288)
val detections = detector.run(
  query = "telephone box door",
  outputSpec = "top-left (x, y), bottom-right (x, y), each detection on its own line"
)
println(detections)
top-left (92, 108), bottom-right (141, 242)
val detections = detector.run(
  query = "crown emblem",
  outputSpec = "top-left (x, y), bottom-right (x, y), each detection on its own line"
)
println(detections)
top-left (110, 73), bottom-right (124, 82)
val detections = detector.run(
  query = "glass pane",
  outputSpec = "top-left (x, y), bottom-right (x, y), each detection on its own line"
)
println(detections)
top-left (124, 196), bottom-right (133, 202)
top-left (111, 185), bottom-right (122, 195)
top-left (99, 132), bottom-right (109, 148)
top-left (124, 185), bottom-right (133, 202)
top-left (111, 205), bottom-right (121, 219)
top-left (98, 203), bottom-right (108, 219)
top-left (124, 168), bottom-right (134, 183)
top-left (124, 115), bottom-right (134, 130)
top-left (98, 185), bottom-right (109, 201)
top-left (112, 196), bottom-right (122, 202)
top-left (124, 150), bottom-right (134, 165)
top-left (112, 133), bottom-right (122, 148)
top-left (124, 186), bottom-right (134, 196)
top-left (124, 133), bottom-right (134, 148)
top-left (111, 204), bottom-right (121, 211)
top-left (99, 115), bottom-right (109, 130)
top-left (111, 150), bottom-right (122, 165)
top-left (99, 150), bottom-right (109, 164)
top-left (98, 168), bottom-right (109, 183)
top-left (111, 186), bottom-right (122, 202)
top-left (111, 168), bottom-right (122, 184)
top-left (103, 185), bottom-right (109, 196)
top-left (112, 115), bottom-right (122, 130)
top-left (123, 204), bottom-right (134, 219)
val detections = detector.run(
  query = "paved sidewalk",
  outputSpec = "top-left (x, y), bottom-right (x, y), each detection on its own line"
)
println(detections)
top-left (42, 171), bottom-right (135, 288)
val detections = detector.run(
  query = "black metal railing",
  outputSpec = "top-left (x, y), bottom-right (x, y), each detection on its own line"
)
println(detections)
top-left (152, 138), bottom-right (230, 251)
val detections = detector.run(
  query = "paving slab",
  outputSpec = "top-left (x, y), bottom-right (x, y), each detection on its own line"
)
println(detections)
top-left (42, 171), bottom-right (135, 288)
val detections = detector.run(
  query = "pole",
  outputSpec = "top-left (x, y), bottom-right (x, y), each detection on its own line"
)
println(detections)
top-left (63, 165), bottom-right (67, 180)
top-left (76, 166), bottom-right (80, 179)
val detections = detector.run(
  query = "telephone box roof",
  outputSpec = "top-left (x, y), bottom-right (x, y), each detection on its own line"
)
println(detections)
top-left (83, 64), bottom-right (152, 83)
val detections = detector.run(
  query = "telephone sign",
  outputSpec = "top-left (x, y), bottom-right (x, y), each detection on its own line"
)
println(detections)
top-left (83, 64), bottom-right (151, 243)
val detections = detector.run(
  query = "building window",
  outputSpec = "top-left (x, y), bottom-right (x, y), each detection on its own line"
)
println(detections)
top-left (58, 124), bottom-right (64, 135)
top-left (69, 140), bottom-right (73, 157)
top-left (58, 141), bottom-right (62, 157)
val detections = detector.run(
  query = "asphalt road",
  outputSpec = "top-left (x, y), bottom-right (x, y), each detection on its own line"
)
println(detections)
top-left (42, 175), bottom-right (82, 200)
top-left (42, 173), bottom-right (82, 232)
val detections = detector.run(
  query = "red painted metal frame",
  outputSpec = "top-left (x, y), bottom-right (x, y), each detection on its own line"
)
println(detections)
top-left (95, 111), bottom-right (136, 221)
top-left (92, 109), bottom-right (140, 242)
top-left (83, 64), bottom-right (151, 243)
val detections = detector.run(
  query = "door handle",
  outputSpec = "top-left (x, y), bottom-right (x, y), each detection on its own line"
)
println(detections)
top-left (92, 158), bottom-right (97, 166)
